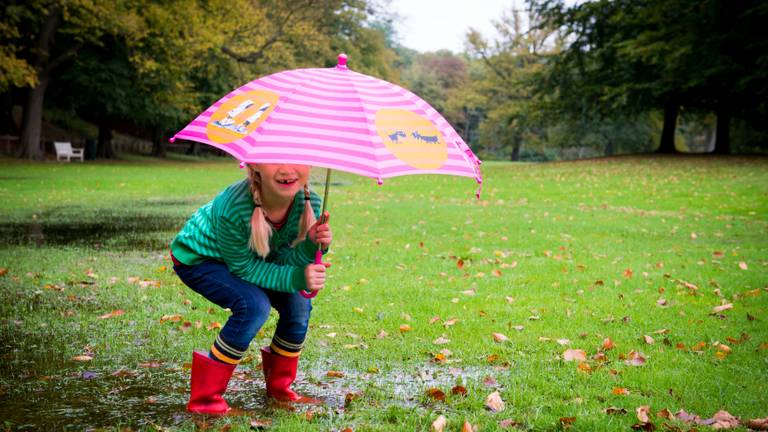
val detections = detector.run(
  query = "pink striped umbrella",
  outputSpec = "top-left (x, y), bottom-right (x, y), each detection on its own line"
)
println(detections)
top-left (172, 54), bottom-right (483, 297)
top-left (171, 54), bottom-right (482, 190)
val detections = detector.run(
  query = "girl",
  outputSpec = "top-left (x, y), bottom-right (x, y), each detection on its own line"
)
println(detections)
top-left (170, 163), bottom-right (332, 415)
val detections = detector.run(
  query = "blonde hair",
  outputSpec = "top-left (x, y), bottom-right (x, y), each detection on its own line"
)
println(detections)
top-left (247, 165), bottom-right (317, 257)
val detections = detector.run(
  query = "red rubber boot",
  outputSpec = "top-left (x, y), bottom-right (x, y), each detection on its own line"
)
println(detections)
top-left (260, 346), bottom-right (319, 404)
top-left (187, 351), bottom-right (236, 415)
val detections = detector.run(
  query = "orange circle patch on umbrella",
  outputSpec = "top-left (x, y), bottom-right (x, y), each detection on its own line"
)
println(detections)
top-left (375, 109), bottom-right (447, 169)
top-left (206, 90), bottom-right (279, 144)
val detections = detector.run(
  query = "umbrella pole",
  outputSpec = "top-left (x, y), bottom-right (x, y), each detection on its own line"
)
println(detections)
top-left (315, 168), bottom-right (332, 262)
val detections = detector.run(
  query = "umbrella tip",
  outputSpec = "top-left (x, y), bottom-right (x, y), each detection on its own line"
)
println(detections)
top-left (169, 136), bottom-right (176, 143)
top-left (337, 53), bottom-right (348, 69)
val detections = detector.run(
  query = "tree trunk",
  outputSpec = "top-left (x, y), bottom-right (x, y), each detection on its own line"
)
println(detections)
top-left (604, 139), bottom-right (614, 156)
top-left (510, 137), bottom-right (521, 161)
top-left (0, 91), bottom-right (16, 134)
top-left (151, 125), bottom-right (166, 157)
top-left (657, 101), bottom-right (679, 154)
top-left (97, 120), bottom-right (115, 158)
top-left (17, 73), bottom-right (50, 159)
top-left (186, 141), bottom-right (200, 156)
top-left (713, 106), bottom-right (731, 154)
top-left (18, 5), bottom-right (62, 160)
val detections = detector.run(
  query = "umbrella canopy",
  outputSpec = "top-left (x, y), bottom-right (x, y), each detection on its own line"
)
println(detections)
top-left (172, 54), bottom-right (482, 190)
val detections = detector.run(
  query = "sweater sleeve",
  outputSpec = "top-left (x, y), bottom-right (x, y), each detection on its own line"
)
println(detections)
top-left (216, 214), bottom-right (306, 293)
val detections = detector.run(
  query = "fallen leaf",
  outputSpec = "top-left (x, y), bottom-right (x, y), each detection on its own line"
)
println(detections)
top-left (657, 409), bottom-right (672, 419)
top-left (206, 321), bottom-right (222, 331)
top-left (559, 417), bottom-right (576, 428)
top-left (461, 289), bottom-right (476, 296)
top-left (434, 336), bottom-right (450, 345)
top-left (98, 309), bottom-right (125, 319)
top-left (643, 335), bottom-right (655, 344)
top-left (603, 338), bottom-right (616, 350)
top-left (429, 316), bottom-right (441, 324)
top-left (451, 385), bottom-right (468, 396)
top-left (111, 369), bottom-right (136, 378)
top-left (577, 362), bottom-right (592, 373)
top-left (483, 375), bottom-right (497, 386)
top-left (746, 417), bottom-right (768, 431)
top-left (675, 409), bottom-right (701, 424)
top-left (493, 332), bottom-right (509, 342)
top-left (344, 392), bottom-right (362, 407)
top-left (556, 338), bottom-right (571, 346)
top-left (499, 418), bottom-right (522, 428)
top-left (457, 259), bottom-right (465, 269)
top-left (426, 387), bottom-right (446, 401)
top-left (0, 268), bottom-right (7, 277)
top-left (612, 387), bottom-right (630, 395)
top-left (630, 422), bottom-right (656, 431)
top-left (625, 351), bottom-right (646, 366)
top-left (249, 419), bottom-right (273, 428)
top-left (326, 370), bottom-right (344, 378)
top-left (624, 268), bottom-right (634, 278)
top-left (376, 329), bottom-right (388, 339)
top-left (159, 314), bottom-right (182, 323)
top-left (72, 355), bottom-right (93, 362)
top-left (713, 303), bottom-right (733, 313)
top-left (704, 410), bottom-right (739, 429)
top-left (738, 262), bottom-right (748, 270)
top-left (636, 405), bottom-right (651, 423)
top-left (563, 349), bottom-right (587, 361)
top-left (443, 318), bottom-right (458, 327)
top-left (462, 421), bottom-right (475, 432)
top-left (485, 391), bottom-right (505, 412)
top-left (399, 324), bottom-right (412, 333)
top-left (605, 407), bottom-right (628, 415)
top-left (431, 415), bottom-right (447, 432)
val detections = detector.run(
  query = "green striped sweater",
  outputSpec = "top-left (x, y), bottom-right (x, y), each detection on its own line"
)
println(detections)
top-left (170, 178), bottom-right (323, 292)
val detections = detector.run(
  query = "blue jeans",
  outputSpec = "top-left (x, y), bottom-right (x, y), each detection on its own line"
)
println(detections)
top-left (173, 259), bottom-right (312, 355)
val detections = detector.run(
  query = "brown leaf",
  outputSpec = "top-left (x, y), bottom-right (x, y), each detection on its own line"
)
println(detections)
top-left (704, 410), bottom-right (739, 429)
top-left (485, 391), bottom-right (505, 412)
top-left (499, 418), bottom-right (522, 428)
top-left (612, 387), bottom-right (630, 395)
top-left (399, 324), bottom-right (412, 333)
top-left (71, 355), bottom-right (93, 362)
top-left (563, 349), bottom-right (587, 362)
top-left (675, 409), bottom-right (701, 424)
top-left (429, 316), bottom-right (441, 324)
top-left (577, 361), bottom-right (592, 373)
top-left (623, 268), bottom-right (634, 278)
top-left (431, 415), bottom-right (447, 432)
top-left (98, 309), bottom-right (125, 319)
top-left (657, 409), bottom-right (672, 419)
top-left (457, 259), bottom-right (465, 269)
top-left (159, 314), bottom-right (182, 323)
top-left (461, 421), bottom-right (475, 432)
top-left (746, 417), bottom-right (768, 431)
top-left (643, 335), bottom-right (655, 344)
top-left (630, 422), bottom-right (656, 431)
top-left (433, 336), bottom-right (450, 345)
top-left (344, 392), bottom-right (362, 407)
top-left (738, 261), bottom-right (748, 270)
top-left (451, 385), bottom-right (468, 396)
top-left (250, 419), bottom-right (273, 428)
top-left (110, 369), bottom-right (136, 378)
top-left (327, 370), bottom-right (344, 378)
top-left (602, 338), bottom-right (616, 350)
top-left (493, 332), bottom-right (509, 343)
top-left (559, 417), bottom-right (576, 428)
top-left (625, 351), bottom-right (646, 366)
top-left (713, 303), bottom-right (733, 313)
top-left (426, 387), bottom-right (446, 401)
top-left (206, 321), bottom-right (222, 331)
top-left (605, 407), bottom-right (628, 415)
top-left (636, 406), bottom-right (651, 423)
top-left (0, 268), bottom-right (8, 277)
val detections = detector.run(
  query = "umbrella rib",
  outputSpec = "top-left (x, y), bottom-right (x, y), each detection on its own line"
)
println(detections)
top-left (344, 72), bottom-right (385, 183)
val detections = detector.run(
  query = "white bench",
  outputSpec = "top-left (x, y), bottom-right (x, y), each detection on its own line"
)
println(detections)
top-left (54, 141), bottom-right (84, 162)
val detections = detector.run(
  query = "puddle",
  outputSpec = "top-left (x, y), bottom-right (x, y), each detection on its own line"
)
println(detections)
top-left (0, 355), bottom-right (502, 430)
top-left (0, 212), bottom-right (182, 250)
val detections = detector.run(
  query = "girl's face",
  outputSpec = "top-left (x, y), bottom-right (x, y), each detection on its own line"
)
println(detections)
top-left (252, 163), bottom-right (310, 202)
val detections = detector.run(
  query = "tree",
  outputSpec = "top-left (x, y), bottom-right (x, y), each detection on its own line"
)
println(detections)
top-left (533, 0), bottom-right (768, 154)
top-left (6, 1), bottom-right (116, 159)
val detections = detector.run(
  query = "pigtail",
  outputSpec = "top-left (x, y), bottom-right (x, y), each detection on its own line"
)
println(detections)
top-left (292, 183), bottom-right (317, 247)
top-left (247, 166), bottom-right (273, 257)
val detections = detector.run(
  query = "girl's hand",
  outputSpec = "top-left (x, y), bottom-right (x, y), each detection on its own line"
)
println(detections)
top-left (308, 211), bottom-right (332, 249)
top-left (304, 262), bottom-right (330, 292)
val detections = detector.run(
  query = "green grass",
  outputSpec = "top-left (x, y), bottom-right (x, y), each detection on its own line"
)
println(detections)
top-left (0, 155), bottom-right (766, 431)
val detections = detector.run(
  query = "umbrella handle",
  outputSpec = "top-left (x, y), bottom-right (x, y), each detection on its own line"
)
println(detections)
top-left (299, 250), bottom-right (324, 299)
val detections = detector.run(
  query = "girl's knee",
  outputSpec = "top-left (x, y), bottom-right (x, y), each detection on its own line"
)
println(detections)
top-left (232, 290), bottom-right (271, 323)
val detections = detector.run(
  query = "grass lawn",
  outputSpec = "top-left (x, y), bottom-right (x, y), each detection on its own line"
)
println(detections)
top-left (0, 155), bottom-right (766, 431)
